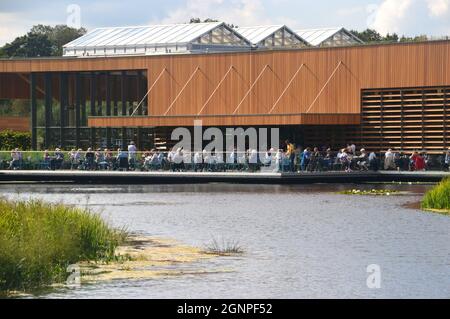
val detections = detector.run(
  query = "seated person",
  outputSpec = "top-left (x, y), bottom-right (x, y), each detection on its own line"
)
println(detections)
top-left (85, 148), bottom-right (95, 170)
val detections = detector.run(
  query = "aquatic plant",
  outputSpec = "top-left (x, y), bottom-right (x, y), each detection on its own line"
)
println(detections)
top-left (421, 178), bottom-right (450, 214)
top-left (338, 189), bottom-right (400, 196)
top-left (0, 198), bottom-right (127, 294)
top-left (204, 238), bottom-right (244, 256)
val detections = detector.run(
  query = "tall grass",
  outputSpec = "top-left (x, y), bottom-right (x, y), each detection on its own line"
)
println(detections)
top-left (204, 238), bottom-right (244, 255)
top-left (0, 198), bottom-right (127, 293)
top-left (421, 178), bottom-right (450, 212)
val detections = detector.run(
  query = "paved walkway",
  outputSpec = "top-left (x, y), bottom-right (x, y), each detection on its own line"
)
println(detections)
top-left (0, 170), bottom-right (448, 184)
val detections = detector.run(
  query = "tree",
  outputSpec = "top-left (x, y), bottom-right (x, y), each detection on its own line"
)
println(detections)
top-left (190, 18), bottom-right (219, 23)
top-left (0, 25), bottom-right (86, 58)
top-left (351, 28), bottom-right (431, 44)
top-left (384, 33), bottom-right (399, 42)
top-left (189, 18), bottom-right (238, 29)
top-left (30, 24), bottom-right (87, 56)
top-left (400, 35), bottom-right (428, 42)
top-left (1, 33), bottom-right (53, 58)
top-left (351, 29), bottom-right (383, 43)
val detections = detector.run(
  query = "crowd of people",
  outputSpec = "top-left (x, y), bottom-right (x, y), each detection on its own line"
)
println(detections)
top-left (3, 141), bottom-right (450, 173)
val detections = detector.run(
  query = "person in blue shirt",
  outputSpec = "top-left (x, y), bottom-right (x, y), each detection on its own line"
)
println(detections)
top-left (300, 147), bottom-right (311, 172)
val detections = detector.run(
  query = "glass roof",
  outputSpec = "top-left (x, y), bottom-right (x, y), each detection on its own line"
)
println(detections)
top-left (64, 22), bottom-right (244, 48)
top-left (295, 27), bottom-right (363, 46)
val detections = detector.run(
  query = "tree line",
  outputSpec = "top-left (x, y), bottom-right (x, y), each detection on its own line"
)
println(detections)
top-left (349, 29), bottom-right (429, 44)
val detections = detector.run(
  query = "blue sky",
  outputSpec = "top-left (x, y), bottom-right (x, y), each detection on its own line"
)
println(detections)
top-left (1, 0), bottom-right (450, 45)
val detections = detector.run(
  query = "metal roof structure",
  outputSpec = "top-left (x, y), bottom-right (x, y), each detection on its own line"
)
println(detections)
top-left (63, 22), bottom-right (252, 57)
top-left (236, 25), bottom-right (308, 48)
top-left (295, 27), bottom-right (364, 47)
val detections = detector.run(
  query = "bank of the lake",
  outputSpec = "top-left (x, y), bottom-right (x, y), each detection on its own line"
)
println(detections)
top-left (0, 198), bottom-right (126, 295)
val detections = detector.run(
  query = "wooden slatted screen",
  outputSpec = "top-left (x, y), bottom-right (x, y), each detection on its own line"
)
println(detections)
top-left (361, 86), bottom-right (450, 154)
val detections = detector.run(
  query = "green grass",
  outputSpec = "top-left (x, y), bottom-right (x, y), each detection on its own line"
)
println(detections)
top-left (204, 238), bottom-right (244, 256)
top-left (0, 198), bottom-right (127, 294)
top-left (421, 178), bottom-right (450, 214)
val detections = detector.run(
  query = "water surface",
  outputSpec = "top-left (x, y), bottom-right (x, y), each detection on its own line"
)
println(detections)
top-left (0, 183), bottom-right (449, 299)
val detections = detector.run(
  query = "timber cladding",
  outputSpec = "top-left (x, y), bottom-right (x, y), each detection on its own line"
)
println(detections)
top-left (0, 40), bottom-right (450, 128)
top-left (361, 86), bottom-right (450, 153)
top-left (0, 117), bottom-right (30, 132)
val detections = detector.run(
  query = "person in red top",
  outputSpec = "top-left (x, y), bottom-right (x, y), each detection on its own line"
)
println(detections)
top-left (415, 152), bottom-right (426, 170)
top-left (410, 151), bottom-right (426, 171)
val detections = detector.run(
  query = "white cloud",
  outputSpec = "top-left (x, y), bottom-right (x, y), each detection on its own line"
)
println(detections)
top-left (369, 0), bottom-right (450, 36)
top-left (0, 13), bottom-right (31, 46)
top-left (152, 0), bottom-right (272, 26)
top-left (426, 0), bottom-right (449, 16)
top-left (370, 0), bottom-right (413, 34)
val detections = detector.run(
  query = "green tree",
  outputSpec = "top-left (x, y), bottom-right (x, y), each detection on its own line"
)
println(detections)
top-left (30, 24), bottom-right (87, 56)
top-left (351, 29), bottom-right (383, 43)
top-left (0, 25), bottom-right (86, 58)
top-left (384, 33), bottom-right (400, 42)
top-left (1, 33), bottom-right (53, 58)
top-left (400, 35), bottom-right (428, 42)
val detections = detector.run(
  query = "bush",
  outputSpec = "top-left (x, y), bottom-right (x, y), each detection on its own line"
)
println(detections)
top-left (0, 130), bottom-right (31, 151)
top-left (0, 198), bottom-right (127, 293)
top-left (421, 178), bottom-right (450, 211)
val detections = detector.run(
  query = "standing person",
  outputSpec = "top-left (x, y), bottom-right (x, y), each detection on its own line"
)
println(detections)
top-left (128, 141), bottom-right (137, 170)
top-left (194, 151), bottom-right (203, 172)
top-left (285, 140), bottom-right (295, 172)
top-left (117, 148), bottom-right (128, 171)
top-left (369, 152), bottom-right (379, 171)
top-left (300, 147), bottom-right (311, 172)
top-left (414, 152), bottom-right (426, 171)
top-left (384, 149), bottom-right (396, 170)
top-left (445, 148), bottom-right (450, 171)
top-left (274, 149), bottom-right (283, 173)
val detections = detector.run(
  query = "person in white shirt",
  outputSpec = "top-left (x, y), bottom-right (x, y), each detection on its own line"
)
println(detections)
top-left (9, 149), bottom-right (21, 170)
top-left (127, 141), bottom-right (137, 169)
top-left (274, 149), bottom-right (283, 172)
top-left (194, 151), bottom-right (203, 172)
top-left (384, 149), bottom-right (396, 170)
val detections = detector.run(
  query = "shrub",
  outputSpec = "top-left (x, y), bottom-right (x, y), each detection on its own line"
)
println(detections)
top-left (0, 130), bottom-right (31, 151)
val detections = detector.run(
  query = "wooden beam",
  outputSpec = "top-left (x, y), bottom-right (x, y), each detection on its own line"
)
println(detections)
top-left (131, 67), bottom-right (168, 116)
top-left (164, 66), bottom-right (200, 116)
top-left (233, 64), bottom-right (271, 115)
top-left (305, 61), bottom-right (343, 114)
top-left (268, 64), bottom-right (305, 114)
top-left (197, 65), bottom-right (235, 115)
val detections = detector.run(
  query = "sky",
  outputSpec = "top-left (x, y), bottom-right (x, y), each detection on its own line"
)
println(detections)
top-left (1, 0), bottom-right (450, 46)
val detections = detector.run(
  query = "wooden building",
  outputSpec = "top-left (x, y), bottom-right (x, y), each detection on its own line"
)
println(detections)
top-left (0, 40), bottom-right (449, 152)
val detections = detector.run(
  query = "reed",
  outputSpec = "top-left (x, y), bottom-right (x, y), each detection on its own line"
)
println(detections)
top-left (421, 178), bottom-right (450, 213)
top-left (204, 238), bottom-right (244, 256)
top-left (0, 198), bottom-right (127, 293)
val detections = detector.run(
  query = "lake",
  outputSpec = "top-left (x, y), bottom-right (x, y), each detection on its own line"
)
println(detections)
top-left (0, 183), bottom-right (449, 299)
